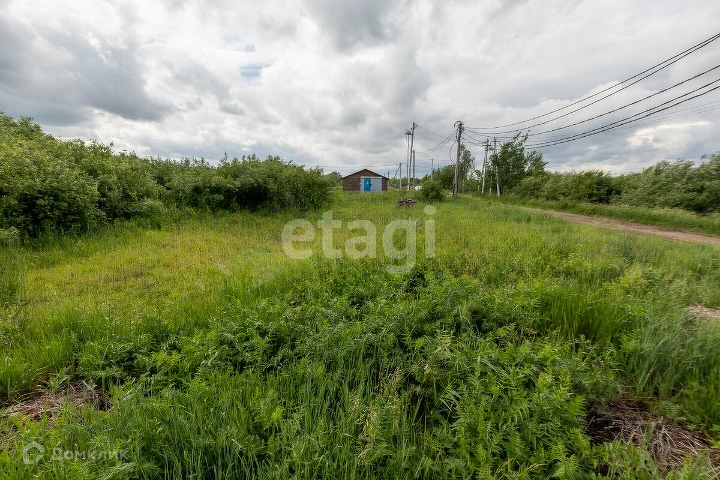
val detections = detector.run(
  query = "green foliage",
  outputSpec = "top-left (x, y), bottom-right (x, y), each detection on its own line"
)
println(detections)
top-left (217, 155), bottom-right (332, 211)
top-left (621, 304), bottom-right (720, 431)
top-left (515, 170), bottom-right (620, 204)
top-left (325, 171), bottom-right (342, 187)
top-left (434, 164), bottom-right (456, 191)
top-left (0, 148), bottom-right (103, 236)
top-left (486, 133), bottom-right (547, 193)
top-left (431, 145), bottom-right (475, 193)
top-left (0, 113), bottom-right (332, 238)
top-left (509, 153), bottom-right (720, 214)
top-left (0, 245), bottom-right (23, 306)
top-left (163, 155), bottom-right (332, 211)
top-left (417, 178), bottom-right (445, 202)
top-left (618, 155), bottom-right (720, 214)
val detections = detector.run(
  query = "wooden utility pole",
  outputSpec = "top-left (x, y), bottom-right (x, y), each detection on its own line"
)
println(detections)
top-left (453, 121), bottom-right (463, 196)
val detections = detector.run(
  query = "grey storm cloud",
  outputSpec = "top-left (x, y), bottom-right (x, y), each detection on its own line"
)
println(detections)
top-left (174, 61), bottom-right (230, 99)
top-left (0, 9), bottom-right (169, 123)
top-left (46, 31), bottom-right (171, 121)
top-left (0, 16), bottom-right (24, 86)
top-left (302, 0), bottom-right (400, 52)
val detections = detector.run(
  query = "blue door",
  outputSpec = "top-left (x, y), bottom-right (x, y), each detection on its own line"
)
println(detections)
top-left (363, 178), bottom-right (372, 192)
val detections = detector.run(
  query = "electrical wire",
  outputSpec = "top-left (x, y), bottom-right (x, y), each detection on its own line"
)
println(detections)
top-left (526, 83), bottom-right (720, 148)
top-left (465, 30), bottom-right (720, 131)
top-left (419, 130), bottom-right (456, 154)
top-left (415, 124), bottom-right (453, 140)
top-left (521, 65), bottom-right (720, 138)
top-left (601, 99), bottom-right (720, 132)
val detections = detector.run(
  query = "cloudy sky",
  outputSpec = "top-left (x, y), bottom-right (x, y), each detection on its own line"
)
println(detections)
top-left (1, 0), bottom-right (719, 177)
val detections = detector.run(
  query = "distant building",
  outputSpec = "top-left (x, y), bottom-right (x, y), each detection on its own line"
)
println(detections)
top-left (342, 169), bottom-right (388, 192)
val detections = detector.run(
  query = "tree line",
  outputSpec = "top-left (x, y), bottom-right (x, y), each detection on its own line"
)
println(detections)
top-left (0, 114), bottom-right (333, 240)
top-left (427, 133), bottom-right (720, 214)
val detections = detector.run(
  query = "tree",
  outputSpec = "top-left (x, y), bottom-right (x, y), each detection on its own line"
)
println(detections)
top-left (434, 144), bottom-right (475, 193)
top-left (488, 133), bottom-right (546, 194)
top-left (457, 144), bottom-right (475, 192)
top-left (435, 164), bottom-right (456, 191)
top-left (325, 171), bottom-right (342, 187)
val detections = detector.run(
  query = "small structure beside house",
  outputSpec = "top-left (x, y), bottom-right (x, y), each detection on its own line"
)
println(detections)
top-left (342, 169), bottom-right (388, 192)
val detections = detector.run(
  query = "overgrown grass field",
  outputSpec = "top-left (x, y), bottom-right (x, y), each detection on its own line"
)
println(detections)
top-left (1, 192), bottom-right (719, 478)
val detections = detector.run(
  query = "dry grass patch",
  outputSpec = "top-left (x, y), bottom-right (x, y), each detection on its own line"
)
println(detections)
top-left (2, 380), bottom-right (107, 426)
top-left (688, 305), bottom-right (720, 324)
top-left (587, 398), bottom-right (719, 473)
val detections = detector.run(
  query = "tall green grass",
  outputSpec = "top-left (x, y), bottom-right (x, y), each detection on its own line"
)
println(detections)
top-left (1, 193), bottom-right (719, 478)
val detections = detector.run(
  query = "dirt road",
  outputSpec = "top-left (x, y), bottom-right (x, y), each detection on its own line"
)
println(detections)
top-left (524, 208), bottom-right (720, 246)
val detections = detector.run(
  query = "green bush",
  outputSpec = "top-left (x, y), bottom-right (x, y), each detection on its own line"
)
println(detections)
top-left (510, 154), bottom-right (720, 214)
top-left (0, 113), bottom-right (332, 238)
top-left (418, 178), bottom-right (445, 202)
top-left (618, 156), bottom-right (720, 214)
top-left (513, 171), bottom-right (619, 204)
top-left (0, 153), bottom-right (103, 236)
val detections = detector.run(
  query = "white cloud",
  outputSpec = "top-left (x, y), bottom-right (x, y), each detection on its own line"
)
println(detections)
top-left (0, 0), bottom-right (718, 175)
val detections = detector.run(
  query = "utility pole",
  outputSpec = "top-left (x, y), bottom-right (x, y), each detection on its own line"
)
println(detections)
top-left (399, 162), bottom-right (403, 190)
top-left (453, 121), bottom-right (463, 196)
top-left (405, 122), bottom-right (416, 190)
top-left (404, 130), bottom-right (411, 191)
top-left (481, 139), bottom-right (489, 194)
top-left (493, 137), bottom-right (500, 197)
top-left (412, 150), bottom-right (416, 190)
top-left (431, 158), bottom-right (434, 179)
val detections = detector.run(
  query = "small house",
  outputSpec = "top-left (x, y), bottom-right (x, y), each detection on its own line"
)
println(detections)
top-left (342, 169), bottom-right (388, 192)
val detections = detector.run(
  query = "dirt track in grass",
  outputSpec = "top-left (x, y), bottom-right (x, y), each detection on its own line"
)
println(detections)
top-left (523, 208), bottom-right (720, 246)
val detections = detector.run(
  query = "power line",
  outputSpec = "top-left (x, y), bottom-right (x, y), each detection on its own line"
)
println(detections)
top-left (415, 124), bottom-right (452, 140)
top-left (419, 131), bottom-right (456, 154)
top-left (527, 82), bottom-right (720, 148)
top-left (402, 31), bottom-right (720, 169)
top-left (465, 30), bottom-right (720, 132)
top-left (607, 100), bottom-right (720, 131)
top-left (523, 64), bottom-right (720, 138)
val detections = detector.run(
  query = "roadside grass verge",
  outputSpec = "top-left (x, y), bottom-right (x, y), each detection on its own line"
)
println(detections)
top-left (478, 194), bottom-right (720, 237)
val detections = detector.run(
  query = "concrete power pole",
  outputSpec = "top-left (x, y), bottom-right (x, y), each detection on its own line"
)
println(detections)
top-left (412, 150), bottom-right (416, 190)
top-left (493, 137), bottom-right (500, 197)
top-left (453, 121), bottom-right (463, 196)
top-left (481, 139), bottom-right (489, 194)
top-left (405, 130), bottom-right (411, 190)
top-left (406, 122), bottom-right (416, 190)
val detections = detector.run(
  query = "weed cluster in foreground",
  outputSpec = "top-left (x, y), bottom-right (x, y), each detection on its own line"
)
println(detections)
top-left (1, 194), bottom-right (719, 478)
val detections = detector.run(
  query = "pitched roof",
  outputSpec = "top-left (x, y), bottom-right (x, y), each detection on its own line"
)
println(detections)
top-left (341, 169), bottom-right (388, 179)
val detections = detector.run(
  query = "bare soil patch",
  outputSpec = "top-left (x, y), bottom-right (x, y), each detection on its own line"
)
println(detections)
top-left (586, 399), bottom-right (719, 473)
top-left (523, 208), bottom-right (720, 246)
